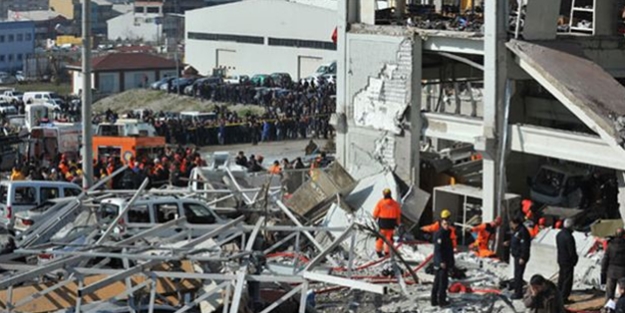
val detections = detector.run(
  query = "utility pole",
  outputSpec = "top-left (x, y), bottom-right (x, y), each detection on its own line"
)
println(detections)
top-left (81, 0), bottom-right (93, 188)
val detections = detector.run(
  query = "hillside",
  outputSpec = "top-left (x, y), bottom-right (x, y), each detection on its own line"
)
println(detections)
top-left (93, 89), bottom-right (266, 116)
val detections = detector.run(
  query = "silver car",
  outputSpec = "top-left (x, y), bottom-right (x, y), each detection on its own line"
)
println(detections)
top-left (14, 197), bottom-right (77, 234)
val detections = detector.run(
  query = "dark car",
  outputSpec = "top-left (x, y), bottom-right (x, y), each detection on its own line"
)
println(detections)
top-left (169, 77), bottom-right (196, 93)
top-left (270, 72), bottom-right (292, 87)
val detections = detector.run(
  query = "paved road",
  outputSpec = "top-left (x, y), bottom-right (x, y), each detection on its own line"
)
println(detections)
top-left (199, 139), bottom-right (329, 164)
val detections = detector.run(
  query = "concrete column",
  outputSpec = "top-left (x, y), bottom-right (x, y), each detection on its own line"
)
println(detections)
top-left (335, 0), bottom-right (357, 164)
top-left (410, 36), bottom-right (423, 187)
top-left (523, 0), bottom-right (562, 40)
top-left (480, 0), bottom-right (508, 222)
top-left (395, 0), bottom-right (406, 20)
top-left (361, 0), bottom-right (376, 25)
top-left (594, 0), bottom-right (619, 36)
top-left (434, 0), bottom-right (443, 12)
top-left (617, 171), bottom-right (625, 224)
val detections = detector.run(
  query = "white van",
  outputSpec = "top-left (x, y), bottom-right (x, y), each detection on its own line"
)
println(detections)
top-left (180, 111), bottom-right (217, 124)
top-left (0, 181), bottom-right (82, 228)
top-left (22, 91), bottom-right (65, 111)
top-left (98, 196), bottom-right (228, 237)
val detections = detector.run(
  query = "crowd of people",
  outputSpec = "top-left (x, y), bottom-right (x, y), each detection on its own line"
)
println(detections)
top-left (9, 145), bottom-right (207, 189)
top-left (97, 80), bottom-right (336, 147)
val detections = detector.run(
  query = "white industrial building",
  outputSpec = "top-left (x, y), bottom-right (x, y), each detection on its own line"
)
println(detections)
top-left (185, 0), bottom-right (337, 79)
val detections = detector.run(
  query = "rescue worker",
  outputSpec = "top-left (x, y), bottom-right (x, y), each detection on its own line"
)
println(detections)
top-left (431, 218), bottom-right (454, 307)
top-left (601, 228), bottom-right (625, 301)
top-left (508, 215), bottom-right (532, 300)
top-left (372, 188), bottom-right (402, 258)
top-left (421, 209), bottom-right (458, 249)
top-left (268, 160), bottom-right (281, 175)
top-left (530, 217), bottom-right (547, 238)
top-left (10, 166), bottom-right (24, 181)
top-left (470, 216), bottom-right (502, 257)
top-left (523, 274), bottom-right (565, 313)
top-left (522, 199), bottom-right (534, 220)
top-left (556, 218), bottom-right (577, 304)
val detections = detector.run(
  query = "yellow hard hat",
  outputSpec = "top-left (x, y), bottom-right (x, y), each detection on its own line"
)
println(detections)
top-left (382, 188), bottom-right (391, 196)
top-left (441, 209), bottom-right (451, 219)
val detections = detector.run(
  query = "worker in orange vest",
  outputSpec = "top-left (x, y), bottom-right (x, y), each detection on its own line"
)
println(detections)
top-left (421, 209), bottom-right (458, 249)
top-left (521, 199), bottom-right (534, 220)
top-left (529, 217), bottom-right (547, 238)
top-left (372, 188), bottom-right (402, 258)
top-left (268, 160), bottom-right (281, 175)
top-left (470, 217), bottom-right (502, 257)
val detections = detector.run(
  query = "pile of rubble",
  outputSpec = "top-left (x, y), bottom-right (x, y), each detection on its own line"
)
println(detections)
top-left (0, 155), bottom-right (613, 313)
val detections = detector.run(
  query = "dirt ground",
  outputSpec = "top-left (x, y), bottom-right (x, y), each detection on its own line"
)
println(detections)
top-left (93, 89), bottom-right (266, 116)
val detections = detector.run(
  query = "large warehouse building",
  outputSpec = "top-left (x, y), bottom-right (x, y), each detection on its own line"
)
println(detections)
top-left (185, 0), bottom-right (337, 79)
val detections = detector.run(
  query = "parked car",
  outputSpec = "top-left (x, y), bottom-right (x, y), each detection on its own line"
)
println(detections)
top-left (150, 77), bottom-right (175, 90)
top-left (13, 197), bottom-right (76, 234)
top-left (301, 75), bottom-right (327, 86)
top-left (321, 73), bottom-right (336, 84)
top-left (250, 74), bottom-right (272, 87)
top-left (183, 77), bottom-right (222, 96)
top-left (270, 73), bottom-right (292, 87)
top-left (98, 196), bottom-right (228, 237)
top-left (311, 61), bottom-right (337, 77)
top-left (0, 181), bottom-right (82, 229)
top-left (0, 90), bottom-right (24, 104)
top-left (224, 75), bottom-right (249, 85)
top-left (0, 75), bottom-right (17, 85)
top-left (23, 91), bottom-right (65, 111)
top-left (169, 77), bottom-right (196, 93)
top-left (0, 101), bottom-right (17, 115)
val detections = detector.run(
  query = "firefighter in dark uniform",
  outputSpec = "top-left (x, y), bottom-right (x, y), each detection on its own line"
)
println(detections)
top-left (431, 218), bottom-right (454, 307)
top-left (508, 215), bottom-right (532, 300)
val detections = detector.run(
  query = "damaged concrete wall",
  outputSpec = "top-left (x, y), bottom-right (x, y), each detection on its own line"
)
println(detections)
top-left (340, 32), bottom-right (420, 181)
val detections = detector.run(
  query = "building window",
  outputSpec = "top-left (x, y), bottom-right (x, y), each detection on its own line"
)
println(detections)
top-left (7, 54), bottom-right (13, 62)
top-left (16, 34), bottom-right (23, 41)
top-left (267, 37), bottom-right (337, 51)
top-left (0, 55), bottom-right (4, 62)
top-left (134, 6), bottom-right (143, 13)
top-left (25, 33), bottom-right (32, 41)
top-left (17, 54), bottom-right (22, 61)
top-left (8, 34), bottom-right (14, 42)
top-left (0, 35), bottom-right (4, 43)
top-left (147, 6), bottom-right (159, 13)
top-left (187, 32), bottom-right (264, 45)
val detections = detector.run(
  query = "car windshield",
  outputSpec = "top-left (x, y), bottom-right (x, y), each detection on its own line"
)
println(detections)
top-left (49, 93), bottom-right (60, 98)
top-left (99, 203), bottom-right (120, 222)
top-left (13, 92), bottom-right (22, 96)
top-left (316, 66), bottom-right (328, 73)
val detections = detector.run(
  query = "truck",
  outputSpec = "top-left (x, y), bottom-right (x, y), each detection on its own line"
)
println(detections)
top-left (93, 119), bottom-right (166, 163)
top-left (0, 90), bottom-right (24, 104)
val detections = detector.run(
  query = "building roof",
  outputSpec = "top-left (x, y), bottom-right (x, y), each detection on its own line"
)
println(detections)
top-left (112, 4), bottom-right (133, 14)
top-left (115, 45), bottom-right (156, 53)
top-left (7, 10), bottom-right (67, 21)
top-left (68, 53), bottom-right (177, 71)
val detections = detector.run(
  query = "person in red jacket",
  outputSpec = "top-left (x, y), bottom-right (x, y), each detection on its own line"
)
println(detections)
top-left (422, 209), bottom-right (458, 249)
top-left (470, 216), bottom-right (502, 257)
top-left (373, 188), bottom-right (402, 258)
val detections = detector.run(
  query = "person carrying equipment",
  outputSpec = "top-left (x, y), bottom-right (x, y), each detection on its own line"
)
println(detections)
top-left (373, 188), bottom-right (402, 258)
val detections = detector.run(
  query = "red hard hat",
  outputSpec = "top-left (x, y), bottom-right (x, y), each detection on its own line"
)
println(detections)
top-left (538, 217), bottom-right (547, 226)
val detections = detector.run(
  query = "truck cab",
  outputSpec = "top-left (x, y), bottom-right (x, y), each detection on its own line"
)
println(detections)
top-left (93, 119), bottom-right (165, 164)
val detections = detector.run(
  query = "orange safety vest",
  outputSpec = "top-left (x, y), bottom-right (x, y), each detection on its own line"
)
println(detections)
top-left (372, 198), bottom-right (401, 230)
top-left (268, 165), bottom-right (281, 175)
top-left (422, 221), bottom-right (458, 248)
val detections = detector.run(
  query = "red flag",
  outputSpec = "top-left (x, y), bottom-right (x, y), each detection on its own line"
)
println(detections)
top-left (331, 27), bottom-right (337, 44)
